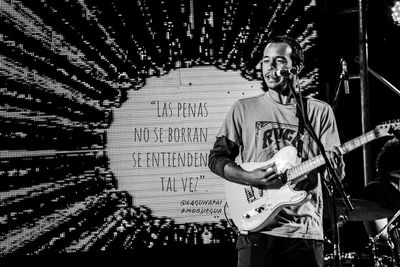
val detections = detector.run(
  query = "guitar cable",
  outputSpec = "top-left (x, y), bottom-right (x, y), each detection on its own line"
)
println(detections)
top-left (224, 202), bottom-right (240, 234)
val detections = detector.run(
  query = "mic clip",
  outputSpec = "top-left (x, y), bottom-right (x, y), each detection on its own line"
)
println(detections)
top-left (340, 59), bottom-right (350, 94)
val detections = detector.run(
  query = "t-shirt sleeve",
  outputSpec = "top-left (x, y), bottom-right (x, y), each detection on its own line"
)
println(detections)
top-left (208, 101), bottom-right (243, 178)
top-left (208, 136), bottom-right (240, 178)
top-left (216, 100), bottom-right (243, 147)
top-left (319, 104), bottom-right (341, 150)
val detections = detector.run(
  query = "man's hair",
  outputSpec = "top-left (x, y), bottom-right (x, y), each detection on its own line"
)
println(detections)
top-left (264, 36), bottom-right (305, 69)
top-left (376, 138), bottom-right (400, 177)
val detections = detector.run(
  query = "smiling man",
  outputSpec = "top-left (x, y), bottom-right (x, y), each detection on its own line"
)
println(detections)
top-left (208, 36), bottom-right (345, 267)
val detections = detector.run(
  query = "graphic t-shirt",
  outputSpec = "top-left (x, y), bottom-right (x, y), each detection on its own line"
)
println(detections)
top-left (217, 91), bottom-right (341, 240)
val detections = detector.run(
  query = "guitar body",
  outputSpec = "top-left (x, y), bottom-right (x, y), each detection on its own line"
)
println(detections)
top-left (224, 121), bottom-right (400, 233)
top-left (225, 146), bottom-right (308, 233)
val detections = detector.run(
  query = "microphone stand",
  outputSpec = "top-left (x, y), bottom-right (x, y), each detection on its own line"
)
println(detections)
top-left (289, 79), bottom-right (353, 267)
top-left (332, 60), bottom-right (347, 112)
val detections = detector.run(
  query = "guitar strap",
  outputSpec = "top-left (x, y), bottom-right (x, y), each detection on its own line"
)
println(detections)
top-left (295, 96), bottom-right (307, 159)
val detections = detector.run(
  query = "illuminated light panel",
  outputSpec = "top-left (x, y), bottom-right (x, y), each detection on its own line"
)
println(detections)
top-left (392, 1), bottom-right (400, 25)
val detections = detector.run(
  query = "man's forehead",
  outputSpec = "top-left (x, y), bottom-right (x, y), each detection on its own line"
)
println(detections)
top-left (263, 42), bottom-right (292, 57)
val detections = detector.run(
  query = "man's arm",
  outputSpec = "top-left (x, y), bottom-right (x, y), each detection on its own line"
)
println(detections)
top-left (319, 104), bottom-right (346, 181)
top-left (325, 148), bottom-right (346, 181)
top-left (209, 136), bottom-right (277, 186)
top-left (208, 136), bottom-right (239, 179)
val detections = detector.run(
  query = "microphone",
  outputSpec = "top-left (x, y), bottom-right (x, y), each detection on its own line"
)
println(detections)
top-left (270, 67), bottom-right (298, 79)
top-left (341, 59), bottom-right (350, 94)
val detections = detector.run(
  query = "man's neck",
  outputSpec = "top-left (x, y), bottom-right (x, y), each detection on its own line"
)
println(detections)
top-left (268, 88), bottom-right (295, 105)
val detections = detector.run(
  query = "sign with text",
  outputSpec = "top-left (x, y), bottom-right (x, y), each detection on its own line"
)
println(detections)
top-left (107, 66), bottom-right (262, 223)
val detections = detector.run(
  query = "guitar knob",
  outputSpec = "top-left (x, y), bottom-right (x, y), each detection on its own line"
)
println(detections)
top-left (256, 206), bottom-right (265, 213)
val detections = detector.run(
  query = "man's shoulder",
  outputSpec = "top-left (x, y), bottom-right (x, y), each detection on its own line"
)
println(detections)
top-left (306, 97), bottom-right (330, 107)
top-left (365, 180), bottom-right (384, 189)
top-left (233, 93), bottom-right (266, 108)
top-left (306, 97), bottom-right (333, 112)
top-left (362, 180), bottom-right (385, 195)
top-left (237, 93), bottom-right (266, 103)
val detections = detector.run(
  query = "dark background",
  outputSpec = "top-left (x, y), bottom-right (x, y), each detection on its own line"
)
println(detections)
top-left (318, 0), bottom-right (400, 254)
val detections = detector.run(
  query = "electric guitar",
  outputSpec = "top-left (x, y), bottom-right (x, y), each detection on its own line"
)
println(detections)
top-left (225, 121), bottom-right (400, 233)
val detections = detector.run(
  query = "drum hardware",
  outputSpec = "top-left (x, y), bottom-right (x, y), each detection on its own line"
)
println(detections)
top-left (324, 198), bottom-right (395, 222)
top-left (390, 224), bottom-right (400, 266)
top-left (367, 209), bottom-right (400, 267)
top-left (368, 210), bottom-right (400, 245)
top-left (323, 202), bottom-right (398, 267)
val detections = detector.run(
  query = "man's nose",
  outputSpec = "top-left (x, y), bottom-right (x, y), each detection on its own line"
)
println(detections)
top-left (266, 60), bottom-right (277, 69)
top-left (264, 61), bottom-right (276, 71)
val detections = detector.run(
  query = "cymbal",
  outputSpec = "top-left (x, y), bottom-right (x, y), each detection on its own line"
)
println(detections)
top-left (323, 198), bottom-right (395, 221)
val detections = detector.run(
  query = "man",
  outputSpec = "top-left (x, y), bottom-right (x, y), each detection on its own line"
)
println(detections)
top-left (362, 138), bottom-right (400, 264)
top-left (208, 36), bottom-right (345, 267)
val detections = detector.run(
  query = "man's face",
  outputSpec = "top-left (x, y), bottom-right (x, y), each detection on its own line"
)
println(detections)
top-left (261, 42), bottom-right (294, 91)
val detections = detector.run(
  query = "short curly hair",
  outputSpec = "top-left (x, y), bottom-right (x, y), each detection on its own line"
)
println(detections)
top-left (376, 138), bottom-right (400, 177)
top-left (264, 35), bottom-right (305, 69)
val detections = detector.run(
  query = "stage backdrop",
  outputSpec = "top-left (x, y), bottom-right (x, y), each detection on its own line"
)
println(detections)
top-left (107, 66), bottom-right (262, 223)
top-left (0, 0), bottom-right (322, 258)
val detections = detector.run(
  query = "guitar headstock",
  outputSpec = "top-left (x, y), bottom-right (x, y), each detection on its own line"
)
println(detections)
top-left (375, 120), bottom-right (400, 138)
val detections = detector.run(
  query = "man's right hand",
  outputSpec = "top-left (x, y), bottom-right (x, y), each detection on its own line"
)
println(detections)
top-left (223, 162), bottom-right (280, 186)
top-left (248, 163), bottom-right (279, 186)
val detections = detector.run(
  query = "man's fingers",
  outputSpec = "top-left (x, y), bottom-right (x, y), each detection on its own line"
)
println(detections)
top-left (265, 173), bottom-right (278, 181)
top-left (262, 166), bottom-right (276, 177)
top-left (328, 150), bottom-right (341, 164)
top-left (258, 163), bottom-right (275, 170)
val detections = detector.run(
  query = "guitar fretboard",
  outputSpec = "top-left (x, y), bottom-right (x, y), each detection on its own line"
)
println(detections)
top-left (286, 129), bottom-right (377, 181)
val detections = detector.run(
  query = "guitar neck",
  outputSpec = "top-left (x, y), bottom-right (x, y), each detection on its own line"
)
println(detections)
top-left (287, 129), bottom-right (378, 181)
